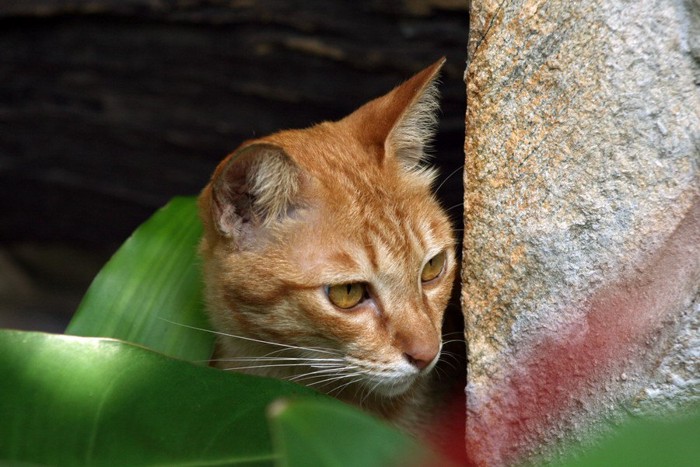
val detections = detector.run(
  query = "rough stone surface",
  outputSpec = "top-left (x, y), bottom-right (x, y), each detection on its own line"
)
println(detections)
top-left (462, 0), bottom-right (699, 464)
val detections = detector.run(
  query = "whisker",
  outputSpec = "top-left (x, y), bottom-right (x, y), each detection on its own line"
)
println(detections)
top-left (435, 165), bottom-right (464, 193)
top-left (328, 376), bottom-right (364, 397)
top-left (440, 352), bottom-right (462, 362)
top-left (437, 357), bottom-right (458, 372)
top-left (289, 366), bottom-right (356, 383)
top-left (259, 346), bottom-right (304, 360)
top-left (442, 338), bottom-right (466, 345)
top-left (441, 349), bottom-right (464, 360)
top-left (360, 378), bottom-right (385, 405)
top-left (306, 372), bottom-right (360, 389)
top-left (223, 362), bottom-right (341, 372)
top-left (442, 331), bottom-right (465, 338)
top-left (433, 365), bottom-right (450, 382)
top-left (159, 318), bottom-right (341, 356)
top-left (212, 356), bottom-right (344, 363)
top-left (446, 202), bottom-right (464, 213)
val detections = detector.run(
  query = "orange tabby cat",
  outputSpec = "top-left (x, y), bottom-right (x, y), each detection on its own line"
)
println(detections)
top-left (198, 58), bottom-right (456, 433)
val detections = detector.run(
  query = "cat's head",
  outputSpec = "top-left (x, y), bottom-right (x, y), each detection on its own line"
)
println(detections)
top-left (199, 58), bottom-right (455, 399)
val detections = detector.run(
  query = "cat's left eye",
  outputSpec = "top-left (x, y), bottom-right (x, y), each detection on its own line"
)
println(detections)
top-left (421, 252), bottom-right (446, 283)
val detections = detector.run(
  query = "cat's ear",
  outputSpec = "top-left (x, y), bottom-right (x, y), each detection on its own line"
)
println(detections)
top-left (385, 58), bottom-right (444, 172)
top-left (349, 58), bottom-right (445, 173)
top-left (208, 142), bottom-right (300, 241)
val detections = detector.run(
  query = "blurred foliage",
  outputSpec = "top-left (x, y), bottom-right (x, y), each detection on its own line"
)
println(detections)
top-left (556, 408), bottom-right (700, 467)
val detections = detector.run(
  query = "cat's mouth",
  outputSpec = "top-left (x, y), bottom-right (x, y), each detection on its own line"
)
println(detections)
top-left (348, 356), bottom-right (436, 398)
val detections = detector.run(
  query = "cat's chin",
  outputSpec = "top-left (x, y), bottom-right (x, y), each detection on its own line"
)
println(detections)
top-left (366, 376), bottom-right (417, 398)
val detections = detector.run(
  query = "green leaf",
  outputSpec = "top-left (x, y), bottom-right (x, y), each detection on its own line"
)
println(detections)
top-left (0, 329), bottom-right (321, 466)
top-left (66, 197), bottom-right (213, 363)
top-left (0, 330), bottom-right (420, 467)
top-left (268, 398), bottom-right (425, 467)
top-left (557, 408), bottom-right (700, 467)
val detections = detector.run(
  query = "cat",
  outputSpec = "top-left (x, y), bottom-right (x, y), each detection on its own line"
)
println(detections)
top-left (198, 58), bottom-right (457, 434)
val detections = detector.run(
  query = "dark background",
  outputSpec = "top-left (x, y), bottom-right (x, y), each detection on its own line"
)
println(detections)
top-left (0, 0), bottom-right (468, 332)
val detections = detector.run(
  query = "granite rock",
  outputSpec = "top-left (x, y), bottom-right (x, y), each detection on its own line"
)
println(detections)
top-left (462, 0), bottom-right (699, 464)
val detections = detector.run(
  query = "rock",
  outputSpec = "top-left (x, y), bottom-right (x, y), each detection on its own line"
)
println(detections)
top-left (462, 0), bottom-right (699, 464)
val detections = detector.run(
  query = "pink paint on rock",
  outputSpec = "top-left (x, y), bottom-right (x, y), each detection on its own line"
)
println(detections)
top-left (463, 199), bottom-right (700, 465)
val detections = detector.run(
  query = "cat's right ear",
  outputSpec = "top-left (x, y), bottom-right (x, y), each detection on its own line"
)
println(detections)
top-left (206, 143), bottom-right (301, 243)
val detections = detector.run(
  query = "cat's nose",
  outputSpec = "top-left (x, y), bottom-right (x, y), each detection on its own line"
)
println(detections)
top-left (403, 343), bottom-right (439, 371)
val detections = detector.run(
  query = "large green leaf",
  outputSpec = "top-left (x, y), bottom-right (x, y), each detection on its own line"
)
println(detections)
top-left (268, 399), bottom-right (426, 467)
top-left (66, 197), bottom-right (213, 362)
top-left (0, 330), bottom-right (418, 466)
top-left (0, 330), bottom-right (298, 465)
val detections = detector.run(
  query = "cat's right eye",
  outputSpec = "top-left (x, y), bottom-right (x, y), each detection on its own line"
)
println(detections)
top-left (326, 283), bottom-right (366, 309)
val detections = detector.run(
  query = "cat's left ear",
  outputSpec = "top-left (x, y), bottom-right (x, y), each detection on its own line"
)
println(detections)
top-left (203, 142), bottom-right (301, 245)
top-left (349, 57), bottom-right (445, 173)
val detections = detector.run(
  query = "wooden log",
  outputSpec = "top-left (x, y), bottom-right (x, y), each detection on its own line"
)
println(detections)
top-left (0, 0), bottom-right (468, 246)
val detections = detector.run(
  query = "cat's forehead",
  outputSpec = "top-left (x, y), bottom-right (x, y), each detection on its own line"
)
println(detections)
top-left (265, 127), bottom-right (432, 207)
top-left (261, 122), bottom-right (451, 275)
top-left (287, 192), bottom-right (450, 284)
top-left (264, 123), bottom-right (383, 175)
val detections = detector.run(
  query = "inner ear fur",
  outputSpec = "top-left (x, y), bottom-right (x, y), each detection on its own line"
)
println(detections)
top-left (347, 57), bottom-right (445, 175)
top-left (386, 58), bottom-right (444, 173)
top-left (209, 143), bottom-right (300, 241)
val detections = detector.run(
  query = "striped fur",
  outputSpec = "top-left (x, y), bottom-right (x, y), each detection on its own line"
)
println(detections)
top-left (198, 58), bottom-right (456, 434)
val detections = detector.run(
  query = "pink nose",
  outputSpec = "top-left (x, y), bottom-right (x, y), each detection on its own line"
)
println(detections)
top-left (403, 342), bottom-right (440, 370)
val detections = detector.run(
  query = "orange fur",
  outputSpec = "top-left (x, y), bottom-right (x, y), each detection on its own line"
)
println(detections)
top-left (198, 58), bottom-right (456, 434)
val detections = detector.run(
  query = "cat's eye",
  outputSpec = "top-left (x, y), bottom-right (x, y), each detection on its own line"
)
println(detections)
top-left (421, 252), bottom-right (446, 283)
top-left (326, 283), bottom-right (366, 309)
